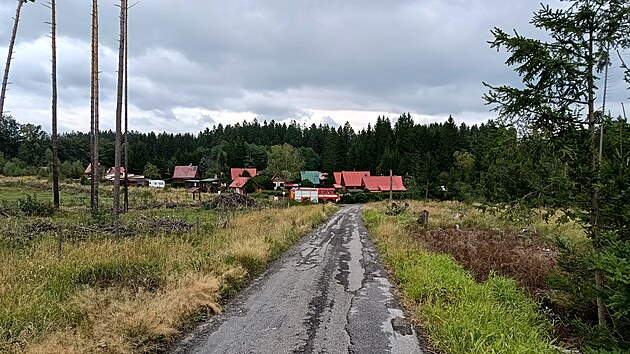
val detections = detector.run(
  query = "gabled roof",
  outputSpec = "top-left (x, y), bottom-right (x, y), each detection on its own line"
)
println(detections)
top-left (173, 165), bottom-right (199, 179)
top-left (229, 176), bottom-right (250, 188)
top-left (363, 176), bottom-right (406, 192)
top-left (300, 171), bottom-right (320, 184)
top-left (341, 171), bottom-right (371, 188)
top-left (231, 168), bottom-right (257, 180)
top-left (333, 172), bottom-right (342, 185)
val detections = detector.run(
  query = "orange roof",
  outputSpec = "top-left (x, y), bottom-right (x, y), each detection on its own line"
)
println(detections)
top-left (173, 165), bottom-right (199, 179)
top-left (229, 176), bottom-right (250, 188)
top-left (231, 168), bottom-right (257, 180)
top-left (363, 176), bottom-right (406, 192)
top-left (341, 171), bottom-right (371, 188)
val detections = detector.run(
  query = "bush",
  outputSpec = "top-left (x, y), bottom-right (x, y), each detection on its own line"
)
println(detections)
top-left (17, 194), bottom-right (55, 217)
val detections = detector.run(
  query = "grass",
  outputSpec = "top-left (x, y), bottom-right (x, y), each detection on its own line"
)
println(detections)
top-left (393, 200), bottom-right (585, 242)
top-left (363, 203), bottom-right (558, 354)
top-left (0, 177), bottom-right (337, 353)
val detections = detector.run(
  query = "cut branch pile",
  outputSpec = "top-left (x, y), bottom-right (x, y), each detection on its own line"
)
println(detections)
top-left (23, 220), bottom-right (60, 234)
top-left (204, 193), bottom-right (258, 210)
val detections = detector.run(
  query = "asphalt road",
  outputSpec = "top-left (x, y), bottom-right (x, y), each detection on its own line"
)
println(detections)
top-left (175, 205), bottom-right (424, 354)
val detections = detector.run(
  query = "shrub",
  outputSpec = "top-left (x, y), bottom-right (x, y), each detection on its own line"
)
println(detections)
top-left (17, 194), bottom-right (55, 217)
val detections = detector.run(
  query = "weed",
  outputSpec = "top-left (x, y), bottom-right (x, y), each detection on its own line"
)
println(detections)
top-left (363, 206), bottom-right (555, 353)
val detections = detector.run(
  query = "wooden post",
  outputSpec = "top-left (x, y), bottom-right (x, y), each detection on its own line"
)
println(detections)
top-left (389, 169), bottom-right (393, 204)
top-left (56, 227), bottom-right (62, 258)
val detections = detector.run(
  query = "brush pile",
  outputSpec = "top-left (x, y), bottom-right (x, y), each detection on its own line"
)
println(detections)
top-left (23, 220), bottom-right (59, 234)
top-left (204, 193), bottom-right (258, 210)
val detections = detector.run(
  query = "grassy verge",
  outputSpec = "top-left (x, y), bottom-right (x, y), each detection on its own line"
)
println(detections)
top-left (363, 203), bottom-right (556, 354)
top-left (0, 203), bottom-right (336, 353)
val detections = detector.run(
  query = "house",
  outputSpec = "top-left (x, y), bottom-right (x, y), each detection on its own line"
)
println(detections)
top-left (334, 171), bottom-right (371, 191)
top-left (362, 176), bottom-right (407, 192)
top-left (272, 175), bottom-right (285, 190)
top-left (230, 168), bottom-right (257, 180)
top-left (229, 176), bottom-right (251, 195)
top-left (300, 171), bottom-right (321, 185)
top-left (104, 166), bottom-right (127, 181)
top-left (172, 165), bottom-right (200, 184)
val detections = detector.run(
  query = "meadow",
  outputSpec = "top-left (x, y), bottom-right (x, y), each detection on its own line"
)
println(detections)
top-left (0, 177), bottom-right (336, 353)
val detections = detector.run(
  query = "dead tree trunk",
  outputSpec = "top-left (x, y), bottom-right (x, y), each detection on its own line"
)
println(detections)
top-left (90, 0), bottom-right (100, 212)
top-left (49, 0), bottom-right (59, 208)
top-left (123, 1), bottom-right (129, 213)
top-left (113, 0), bottom-right (127, 238)
top-left (1, 0), bottom-right (27, 120)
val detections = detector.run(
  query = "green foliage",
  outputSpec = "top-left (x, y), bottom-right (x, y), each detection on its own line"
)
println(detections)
top-left (266, 144), bottom-right (304, 180)
top-left (363, 209), bottom-right (554, 353)
top-left (143, 163), bottom-right (160, 180)
top-left (17, 194), bottom-right (54, 217)
top-left (301, 179), bottom-right (314, 187)
top-left (243, 179), bottom-right (257, 194)
top-left (251, 174), bottom-right (273, 190)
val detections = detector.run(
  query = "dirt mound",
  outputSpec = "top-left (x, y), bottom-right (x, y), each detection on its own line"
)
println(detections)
top-left (412, 227), bottom-right (558, 295)
top-left (205, 193), bottom-right (258, 209)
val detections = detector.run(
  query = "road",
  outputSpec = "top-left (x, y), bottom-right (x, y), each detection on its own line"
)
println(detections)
top-left (175, 205), bottom-right (424, 354)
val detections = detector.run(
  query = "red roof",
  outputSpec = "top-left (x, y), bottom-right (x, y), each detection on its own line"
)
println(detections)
top-left (84, 162), bottom-right (101, 174)
top-left (341, 171), bottom-right (371, 188)
top-left (333, 172), bottom-right (342, 185)
top-left (106, 166), bottom-right (126, 174)
top-left (229, 176), bottom-right (250, 188)
top-left (231, 168), bottom-right (257, 180)
top-left (173, 165), bottom-right (199, 179)
top-left (363, 176), bottom-right (406, 192)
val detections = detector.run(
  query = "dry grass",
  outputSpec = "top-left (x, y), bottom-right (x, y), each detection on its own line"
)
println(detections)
top-left (0, 203), bottom-right (336, 353)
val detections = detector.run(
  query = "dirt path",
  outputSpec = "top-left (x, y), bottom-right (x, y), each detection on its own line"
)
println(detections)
top-left (174, 205), bottom-right (424, 354)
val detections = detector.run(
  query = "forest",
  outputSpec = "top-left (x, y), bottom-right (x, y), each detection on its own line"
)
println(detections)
top-left (0, 112), bottom-right (628, 203)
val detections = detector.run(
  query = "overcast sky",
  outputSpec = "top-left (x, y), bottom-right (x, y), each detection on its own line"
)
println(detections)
top-left (0, 0), bottom-right (627, 134)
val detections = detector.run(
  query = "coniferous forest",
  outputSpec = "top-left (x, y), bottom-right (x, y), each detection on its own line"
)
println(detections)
top-left (1, 112), bottom-right (628, 205)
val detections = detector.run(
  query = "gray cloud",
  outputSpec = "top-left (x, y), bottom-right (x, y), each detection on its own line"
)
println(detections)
top-left (0, 0), bottom-right (627, 134)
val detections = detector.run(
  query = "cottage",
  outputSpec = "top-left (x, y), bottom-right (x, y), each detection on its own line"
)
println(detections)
top-left (172, 165), bottom-right (200, 184)
top-left (229, 176), bottom-right (251, 195)
top-left (272, 175), bottom-right (285, 190)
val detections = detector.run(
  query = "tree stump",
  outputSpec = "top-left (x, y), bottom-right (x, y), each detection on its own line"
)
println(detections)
top-left (417, 210), bottom-right (429, 225)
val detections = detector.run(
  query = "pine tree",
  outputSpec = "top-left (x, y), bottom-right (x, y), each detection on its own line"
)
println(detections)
top-left (484, 0), bottom-right (630, 326)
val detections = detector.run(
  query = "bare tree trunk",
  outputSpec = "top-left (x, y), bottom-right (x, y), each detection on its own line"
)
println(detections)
top-left (50, 0), bottom-right (59, 208)
top-left (1, 0), bottom-right (26, 121)
top-left (90, 0), bottom-right (100, 212)
top-left (113, 0), bottom-right (127, 238)
top-left (123, 1), bottom-right (129, 213)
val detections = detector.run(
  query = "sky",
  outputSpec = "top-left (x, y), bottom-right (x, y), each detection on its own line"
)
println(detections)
top-left (0, 0), bottom-right (627, 134)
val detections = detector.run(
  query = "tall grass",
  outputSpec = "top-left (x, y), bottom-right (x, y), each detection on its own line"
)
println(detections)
top-left (363, 206), bottom-right (555, 354)
top-left (0, 204), bottom-right (336, 353)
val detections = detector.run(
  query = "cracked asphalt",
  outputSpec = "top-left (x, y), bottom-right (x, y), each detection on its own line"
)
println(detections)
top-left (174, 205), bottom-right (424, 354)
